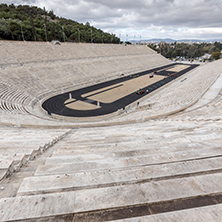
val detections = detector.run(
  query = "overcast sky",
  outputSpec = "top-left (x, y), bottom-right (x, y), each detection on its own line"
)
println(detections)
top-left (2, 0), bottom-right (222, 41)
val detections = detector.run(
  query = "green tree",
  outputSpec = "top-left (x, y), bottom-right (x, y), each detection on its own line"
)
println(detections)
top-left (0, 3), bottom-right (120, 43)
top-left (0, 18), bottom-right (10, 38)
top-left (8, 20), bottom-right (20, 40)
top-left (211, 51), bottom-right (221, 60)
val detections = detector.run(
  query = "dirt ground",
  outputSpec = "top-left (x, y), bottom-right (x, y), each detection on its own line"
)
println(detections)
top-left (166, 64), bottom-right (190, 72)
top-left (65, 99), bottom-right (100, 110)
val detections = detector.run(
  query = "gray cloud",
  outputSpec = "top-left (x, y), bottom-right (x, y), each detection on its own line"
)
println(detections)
top-left (2, 0), bottom-right (222, 40)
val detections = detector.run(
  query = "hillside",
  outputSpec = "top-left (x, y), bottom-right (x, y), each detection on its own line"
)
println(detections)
top-left (0, 3), bottom-right (120, 43)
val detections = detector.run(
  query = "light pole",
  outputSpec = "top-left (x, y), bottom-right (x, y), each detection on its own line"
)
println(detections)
top-left (62, 26), bottom-right (65, 42)
top-left (77, 28), bottom-right (80, 42)
top-left (44, 24), bottom-right (47, 42)
top-left (20, 21), bottom-right (25, 41)
top-left (91, 29), bottom-right (93, 43)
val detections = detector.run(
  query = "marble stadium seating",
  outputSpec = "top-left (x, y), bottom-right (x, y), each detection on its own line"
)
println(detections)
top-left (0, 41), bottom-right (222, 221)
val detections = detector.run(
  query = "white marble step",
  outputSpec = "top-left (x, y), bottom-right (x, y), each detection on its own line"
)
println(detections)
top-left (36, 150), bottom-right (222, 176)
top-left (48, 147), bottom-right (222, 164)
top-left (18, 155), bottom-right (222, 195)
top-left (52, 140), bottom-right (218, 155)
top-left (0, 191), bottom-right (76, 222)
top-left (1, 172), bottom-right (222, 221)
top-left (108, 203), bottom-right (222, 222)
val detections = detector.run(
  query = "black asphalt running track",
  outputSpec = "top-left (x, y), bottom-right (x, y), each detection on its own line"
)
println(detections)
top-left (42, 63), bottom-right (199, 117)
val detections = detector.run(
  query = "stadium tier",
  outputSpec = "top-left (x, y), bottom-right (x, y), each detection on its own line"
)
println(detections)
top-left (0, 41), bottom-right (222, 221)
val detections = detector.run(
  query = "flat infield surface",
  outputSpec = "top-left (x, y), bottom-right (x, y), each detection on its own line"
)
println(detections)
top-left (42, 63), bottom-right (198, 117)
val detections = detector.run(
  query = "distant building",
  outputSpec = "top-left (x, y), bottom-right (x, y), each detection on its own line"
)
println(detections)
top-left (201, 53), bottom-right (211, 60)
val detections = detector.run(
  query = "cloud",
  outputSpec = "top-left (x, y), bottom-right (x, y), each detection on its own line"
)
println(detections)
top-left (2, 0), bottom-right (222, 40)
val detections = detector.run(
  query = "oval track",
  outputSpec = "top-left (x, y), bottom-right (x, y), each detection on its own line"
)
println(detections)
top-left (42, 63), bottom-right (199, 117)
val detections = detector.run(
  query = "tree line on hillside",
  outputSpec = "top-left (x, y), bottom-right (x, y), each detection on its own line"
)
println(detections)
top-left (0, 4), bottom-right (120, 43)
top-left (148, 42), bottom-right (222, 60)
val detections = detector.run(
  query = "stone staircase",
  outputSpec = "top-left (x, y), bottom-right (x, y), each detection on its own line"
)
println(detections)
top-left (0, 115), bottom-right (221, 221)
top-left (0, 127), bottom-right (70, 182)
